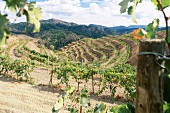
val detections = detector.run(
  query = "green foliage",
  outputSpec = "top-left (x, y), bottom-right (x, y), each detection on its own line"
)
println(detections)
top-left (23, 2), bottom-right (42, 32)
top-left (53, 86), bottom-right (135, 113)
top-left (80, 88), bottom-right (90, 108)
top-left (51, 60), bottom-right (136, 101)
top-left (0, 55), bottom-right (34, 82)
top-left (119, 0), bottom-right (170, 41)
top-left (0, 14), bottom-right (9, 48)
top-left (94, 103), bottom-right (107, 113)
top-left (101, 64), bottom-right (136, 100)
top-left (52, 97), bottom-right (64, 113)
top-left (109, 104), bottom-right (132, 113)
top-left (151, 0), bottom-right (170, 10)
top-left (138, 19), bottom-right (159, 39)
top-left (119, 0), bottom-right (131, 14)
top-left (23, 45), bottom-right (58, 65)
top-left (0, 0), bottom-right (41, 46)
top-left (119, 0), bottom-right (142, 23)
top-left (164, 101), bottom-right (170, 113)
top-left (3, 0), bottom-right (25, 11)
top-left (119, 1), bottom-right (170, 112)
top-left (53, 87), bottom-right (90, 113)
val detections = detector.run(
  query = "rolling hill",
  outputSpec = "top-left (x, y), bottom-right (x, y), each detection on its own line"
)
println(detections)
top-left (10, 19), bottom-right (115, 50)
top-left (2, 33), bottom-right (138, 68)
top-left (10, 18), bottom-right (144, 50)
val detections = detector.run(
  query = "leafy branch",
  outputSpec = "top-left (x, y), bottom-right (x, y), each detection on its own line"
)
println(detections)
top-left (0, 0), bottom-right (42, 48)
top-left (119, 0), bottom-right (170, 53)
top-left (156, 0), bottom-right (170, 51)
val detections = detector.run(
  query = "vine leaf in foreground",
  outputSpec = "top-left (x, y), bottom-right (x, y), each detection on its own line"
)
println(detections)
top-left (152, 0), bottom-right (170, 10)
top-left (138, 18), bottom-right (159, 39)
top-left (119, 0), bottom-right (131, 14)
top-left (23, 2), bottom-right (42, 32)
top-left (161, 0), bottom-right (170, 9)
top-left (0, 13), bottom-right (10, 48)
top-left (3, 0), bottom-right (25, 12)
top-left (0, 1), bottom-right (42, 47)
top-left (119, 0), bottom-right (142, 23)
top-left (52, 97), bottom-right (64, 113)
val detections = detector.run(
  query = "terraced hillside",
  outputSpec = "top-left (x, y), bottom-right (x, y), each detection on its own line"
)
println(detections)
top-left (2, 34), bottom-right (138, 68)
top-left (58, 36), bottom-right (139, 68)
top-left (1, 35), bottom-right (58, 67)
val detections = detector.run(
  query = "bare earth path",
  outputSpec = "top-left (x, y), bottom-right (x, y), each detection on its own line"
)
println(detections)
top-left (0, 75), bottom-right (60, 113)
top-left (0, 68), bottom-right (123, 113)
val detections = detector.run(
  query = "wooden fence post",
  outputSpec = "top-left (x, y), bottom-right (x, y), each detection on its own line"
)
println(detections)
top-left (136, 39), bottom-right (166, 113)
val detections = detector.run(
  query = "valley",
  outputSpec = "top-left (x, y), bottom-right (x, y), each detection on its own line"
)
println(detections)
top-left (0, 32), bottom-right (138, 112)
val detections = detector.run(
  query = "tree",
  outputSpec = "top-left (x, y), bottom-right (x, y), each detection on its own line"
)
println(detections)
top-left (119, 0), bottom-right (170, 52)
top-left (0, 0), bottom-right (42, 48)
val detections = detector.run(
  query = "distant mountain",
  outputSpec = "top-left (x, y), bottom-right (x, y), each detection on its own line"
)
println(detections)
top-left (109, 25), bottom-right (146, 35)
top-left (11, 19), bottom-right (161, 49)
top-left (88, 24), bottom-right (107, 28)
top-left (110, 26), bottom-right (127, 30)
top-left (41, 19), bottom-right (78, 26)
top-left (128, 25), bottom-right (146, 28)
top-left (10, 19), bottom-right (115, 49)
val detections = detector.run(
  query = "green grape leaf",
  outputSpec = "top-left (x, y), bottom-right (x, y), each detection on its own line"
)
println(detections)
top-left (66, 86), bottom-right (76, 95)
top-left (0, 13), bottom-right (10, 48)
top-left (80, 88), bottom-right (88, 97)
top-left (160, 0), bottom-right (170, 9)
top-left (138, 28), bottom-right (147, 37)
top-left (0, 14), bottom-right (9, 35)
top-left (53, 97), bottom-right (64, 112)
top-left (118, 104), bottom-right (131, 113)
top-left (120, 0), bottom-right (142, 23)
top-left (23, 2), bottom-right (42, 32)
top-left (68, 107), bottom-right (78, 113)
top-left (79, 97), bottom-right (90, 107)
top-left (151, 0), bottom-right (158, 6)
top-left (153, 18), bottom-right (159, 28)
top-left (94, 103), bottom-right (107, 113)
top-left (145, 18), bottom-right (159, 38)
top-left (130, 0), bottom-right (142, 23)
top-left (127, 6), bottom-right (133, 15)
top-left (152, 0), bottom-right (170, 10)
top-left (146, 31), bottom-right (155, 39)
top-left (0, 31), bottom-right (8, 48)
top-left (168, 74), bottom-right (170, 79)
top-left (79, 88), bottom-right (90, 107)
top-left (3, 0), bottom-right (25, 11)
top-left (131, 2), bottom-right (137, 23)
top-left (109, 106), bottom-right (119, 113)
top-left (164, 101), bottom-right (170, 112)
top-left (119, 0), bottom-right (131, 14)
top-left (108, 104), bottom-right (132, 113)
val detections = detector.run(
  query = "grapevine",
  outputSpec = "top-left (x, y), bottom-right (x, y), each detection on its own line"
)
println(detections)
top-left (0, 55), bottom-right (34, 82)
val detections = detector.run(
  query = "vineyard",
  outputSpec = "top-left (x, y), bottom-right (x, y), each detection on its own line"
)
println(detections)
top-left (0, 34), bottom-right (139, 112)
top-left (57, 35), bottom-right (138, 68)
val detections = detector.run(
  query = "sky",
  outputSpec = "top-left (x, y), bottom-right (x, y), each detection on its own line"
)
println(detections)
top-left (1, 0), bottom-right (170, 27)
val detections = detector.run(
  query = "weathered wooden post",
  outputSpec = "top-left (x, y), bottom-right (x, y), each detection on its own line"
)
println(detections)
top-left (136, 39), bottom-right (166, 113)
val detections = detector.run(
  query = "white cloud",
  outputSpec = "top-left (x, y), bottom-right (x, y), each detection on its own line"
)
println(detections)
top-left (89, 3), bottom-right (100, 14)
top-left (0, 0), bottom-right (170, 27)
top-left (36, 0), bottom-right (132, 26)
top-left (82, 0), bottom-right (100, 3)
